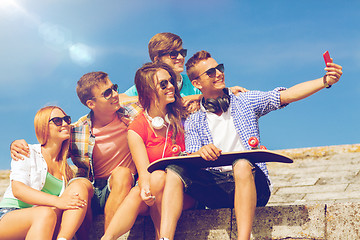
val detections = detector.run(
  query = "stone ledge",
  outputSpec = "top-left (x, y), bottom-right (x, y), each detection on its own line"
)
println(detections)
top-left (90, 202), bottom-right (360, 240)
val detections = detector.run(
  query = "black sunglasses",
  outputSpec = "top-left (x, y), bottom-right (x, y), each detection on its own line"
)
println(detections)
top-left (159, 49), bottom-right (187, 59)
top-left (49, 116), bottom-right (71, 126)
top-left (159, 78), bottom-right (176, 90)
top-left (195, 64), bottom-right (224, 79)
top-left (92, 84), bottom-right (118, 100)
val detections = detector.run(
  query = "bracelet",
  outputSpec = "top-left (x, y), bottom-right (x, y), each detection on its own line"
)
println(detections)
top-left (323, 75), bottom-right (332, 88)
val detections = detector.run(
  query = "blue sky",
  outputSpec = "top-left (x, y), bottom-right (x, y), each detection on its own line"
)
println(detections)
top-left (0, 0), bottom-right (359, 169)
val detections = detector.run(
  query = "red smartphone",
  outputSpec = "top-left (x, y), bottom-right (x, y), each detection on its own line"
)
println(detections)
top-left (323, 51), bottom-right (332, 65)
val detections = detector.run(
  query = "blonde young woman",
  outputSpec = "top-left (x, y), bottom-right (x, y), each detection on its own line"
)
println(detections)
top-left (0, 106), bottom-right (91, 240)
top-left (102, 62), bottom-right (195, 240)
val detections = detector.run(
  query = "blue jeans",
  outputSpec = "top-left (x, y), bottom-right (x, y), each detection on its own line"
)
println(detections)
top-left (166, 160), bottom-right (270, 208)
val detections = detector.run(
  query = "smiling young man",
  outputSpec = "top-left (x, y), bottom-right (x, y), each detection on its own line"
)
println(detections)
top-left (124, 32), bottom-right (202, 100)
top-left (158, 50), bottom-right (343, 240)
top-left (10, 71), bottom-right (142, 239)
top-left (72, 72), bottom-right (141, 231)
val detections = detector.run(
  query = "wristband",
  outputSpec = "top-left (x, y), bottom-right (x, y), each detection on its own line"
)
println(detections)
top-left (323, 75), bottom-right (332, 88)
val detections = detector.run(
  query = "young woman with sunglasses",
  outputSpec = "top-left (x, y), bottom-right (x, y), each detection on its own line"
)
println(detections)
top-left (0, 106), bottom-right (90, 240)
top-left (101, 62), bottom-right (195, 240)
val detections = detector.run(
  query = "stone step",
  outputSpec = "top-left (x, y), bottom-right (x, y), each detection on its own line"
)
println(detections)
top-left (1, 144), bottom-right (360, 239)
top-left (90, 202), bottom-right (360, 239)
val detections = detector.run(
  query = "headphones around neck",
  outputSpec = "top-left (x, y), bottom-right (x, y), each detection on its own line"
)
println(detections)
top-left (145, 110), bottom-right (170, 130)
top-left (202, 88), bottom-right (230, 113)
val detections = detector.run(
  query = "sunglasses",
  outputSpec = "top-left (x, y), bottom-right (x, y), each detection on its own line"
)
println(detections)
top-left (195, 64), bottom-right (224, 79)
top-left (159, 78), bottom-right (175, 90)
top-left (159, 49), bottom-right (187, 59)
top-left (92, 84), bottom-right (118, 100)
top-left (49, 116), bottom-right (71, 126)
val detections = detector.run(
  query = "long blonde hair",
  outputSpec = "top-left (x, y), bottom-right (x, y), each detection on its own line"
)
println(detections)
top-left (34, 106), bottom-right (74, 184)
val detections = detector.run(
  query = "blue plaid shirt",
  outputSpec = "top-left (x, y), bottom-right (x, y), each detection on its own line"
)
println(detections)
top-left (184, 87), bottom-right (287, 180)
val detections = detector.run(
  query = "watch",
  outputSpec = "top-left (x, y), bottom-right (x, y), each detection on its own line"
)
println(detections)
top-left (323, 75), bottom-right (332, 88)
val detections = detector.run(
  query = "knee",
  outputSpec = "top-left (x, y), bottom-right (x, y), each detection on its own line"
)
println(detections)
top-left (150, 170), bottom-right (166, 195)
top-left (128, 186), bottom-right (143, 203)
top-left (166, 169), bottom-right (183, 186)
top-left (35, 207), bottom-right (58, 225)
top-left (233, 160), bottom-right (254, 181)
top-left (67, 178), bottom-right (94, 198)
top-left (110, 167), bottom-right (133, 191)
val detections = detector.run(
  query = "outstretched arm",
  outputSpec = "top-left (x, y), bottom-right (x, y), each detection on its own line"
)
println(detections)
top-left (280, 62), bottom-right (342, 105)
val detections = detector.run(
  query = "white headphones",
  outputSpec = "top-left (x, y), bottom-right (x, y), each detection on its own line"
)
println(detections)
top-left (145, 110), bottom-right (170, 130)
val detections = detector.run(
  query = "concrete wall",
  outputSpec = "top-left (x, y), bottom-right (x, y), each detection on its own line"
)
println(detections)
top-left (90, 202), bottom-right (360, 240)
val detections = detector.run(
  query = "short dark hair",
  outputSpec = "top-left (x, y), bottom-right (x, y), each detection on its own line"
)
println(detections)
top-left (76, 71), bottom-right (109, 106)
top-left (185, 50), bottom-right (212, 81)
top-left (148, 32), bottom-right (183, 62)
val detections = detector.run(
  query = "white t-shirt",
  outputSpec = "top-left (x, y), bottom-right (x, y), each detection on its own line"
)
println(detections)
top-left (203, 104), bottom-right (246, 171)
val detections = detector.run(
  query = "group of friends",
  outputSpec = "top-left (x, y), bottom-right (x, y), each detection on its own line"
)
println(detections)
top-left (0, 32), bottom-right (343, 240)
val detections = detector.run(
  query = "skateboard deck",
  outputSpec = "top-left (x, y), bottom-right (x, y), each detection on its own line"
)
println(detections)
top-left (148, 150), bottom-right (293, 173)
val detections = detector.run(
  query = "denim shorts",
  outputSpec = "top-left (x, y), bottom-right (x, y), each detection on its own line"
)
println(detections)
top-left (91, 178), bottom-right (111, 215)
top-left (166, 159), bottom-right (270, 208)
top-left (0, 207), bottom-right (19, 220)
top-left (91, 174), bottom-right (137, 215)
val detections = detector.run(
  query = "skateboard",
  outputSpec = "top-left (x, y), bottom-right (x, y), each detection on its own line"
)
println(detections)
top-left (148, 149), bottom-right (293, 172)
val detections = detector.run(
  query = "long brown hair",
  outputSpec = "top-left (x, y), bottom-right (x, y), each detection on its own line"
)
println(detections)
top-left (134, 62), bottom-right (186, 143)
top-left (34, 106), bottom-right (74, 184)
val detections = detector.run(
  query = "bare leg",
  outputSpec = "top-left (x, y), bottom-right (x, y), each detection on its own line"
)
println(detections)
top-left (233, 160), bottom-right (257, 240)
top-left (149, 170), bottom-right (166, 239)
top-left (101, 186), bottom-right (148, 240)
top-left (0, 206), bottom-right (57, 240)
top-left (104, 166), bottom-right (133, 230)
top-left (56, 178), bottom-right (93, 240)
top-left (75, 199), bottom-right (93, 240)
top-left (159, 169), bottom-right (186, 240)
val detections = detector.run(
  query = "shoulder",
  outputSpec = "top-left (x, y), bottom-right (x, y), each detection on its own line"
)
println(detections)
top-left (128, 113), bottom-right (149, 141)
top-left (119, 100), bottom-right (143, 120)
top-left (181, 73), bottom-right (191, 83)
top-left (128, 112), bottom-right (146, 130)
top-left (72, 113), bottom-right (91, 128)
top-left (12, 144), bottom-right (42, 167)
top-left (28, 144), bottom-right (41, 154)
top-left (180, 74), bottom-right (201, 96)
top-left (185, 110), bottom-right (203, 125)
top-left (124, 85), bottom-right (138, 96)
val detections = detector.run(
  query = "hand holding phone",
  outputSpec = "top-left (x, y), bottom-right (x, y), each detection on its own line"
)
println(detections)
top-left (323, 51), bottom-right (332, 65)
